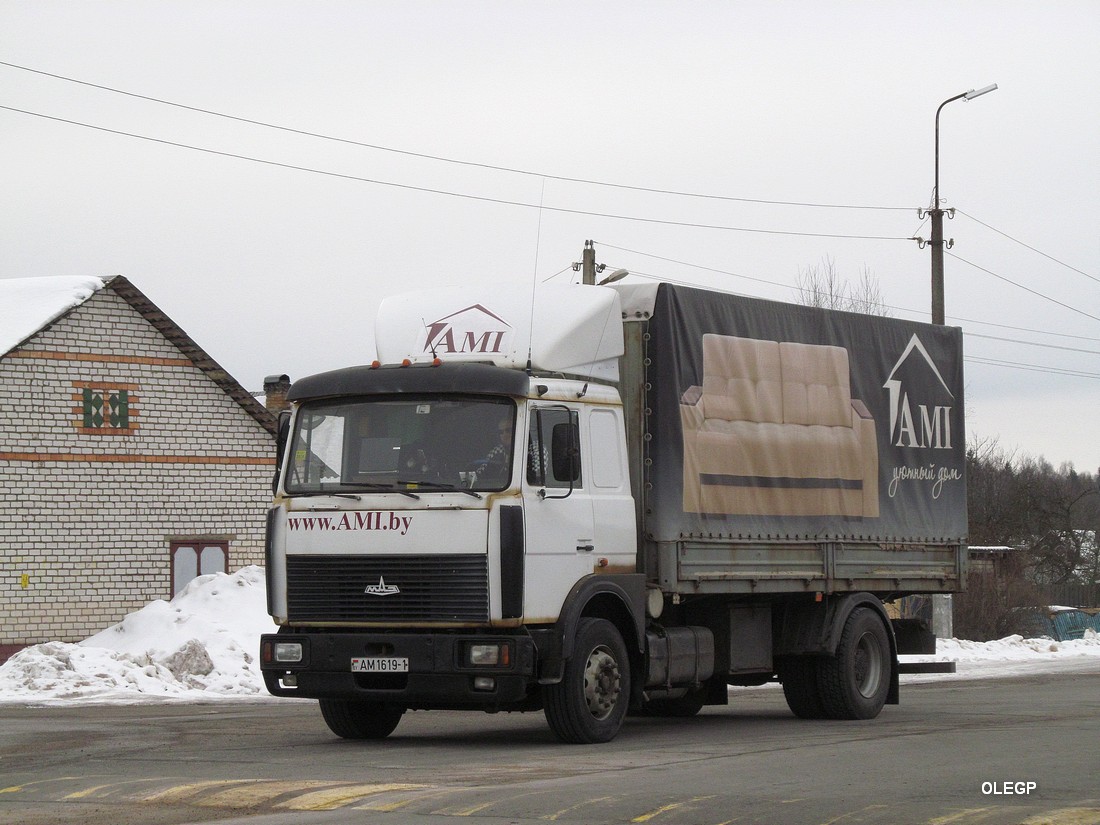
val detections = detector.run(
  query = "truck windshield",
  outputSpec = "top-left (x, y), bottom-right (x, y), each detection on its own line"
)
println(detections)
top-left (284, 396), bottom-right (516, 494)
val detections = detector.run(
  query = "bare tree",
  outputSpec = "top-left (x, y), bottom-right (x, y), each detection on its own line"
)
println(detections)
top-left (958, 434), bottom-right (1100, 637)
top-left (795, 257), bottom-right (890, 317)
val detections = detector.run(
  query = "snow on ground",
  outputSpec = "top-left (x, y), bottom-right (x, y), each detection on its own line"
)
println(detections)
top-left (0, 566), bottom-right (275, 705)
top-left (1, 566), bottom-right (1098, 706)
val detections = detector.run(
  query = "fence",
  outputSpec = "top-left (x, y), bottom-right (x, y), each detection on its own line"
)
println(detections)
top-left (1039, 583), bottom-right (1100, 608)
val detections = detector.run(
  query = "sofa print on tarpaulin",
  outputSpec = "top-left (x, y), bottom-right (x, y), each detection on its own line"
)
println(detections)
top-left (680, 334), bottom-right (879, 518)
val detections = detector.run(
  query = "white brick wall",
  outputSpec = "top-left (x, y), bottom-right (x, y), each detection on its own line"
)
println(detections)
top-left (0, 287), bottom-right (275, 645)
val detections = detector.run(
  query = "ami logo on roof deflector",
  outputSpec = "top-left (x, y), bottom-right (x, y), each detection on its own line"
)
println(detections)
top-left (422, 304), bottom-right (513, 355)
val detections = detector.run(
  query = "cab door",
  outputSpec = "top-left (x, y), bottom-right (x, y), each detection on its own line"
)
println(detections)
top-left (520, 404), bottom-right (596, 620)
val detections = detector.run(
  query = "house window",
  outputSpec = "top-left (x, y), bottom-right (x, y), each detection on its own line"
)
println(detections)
top-left (73, 382), bottom-right (139, 434)
top-left (171, 541), bottom-right (228, 597)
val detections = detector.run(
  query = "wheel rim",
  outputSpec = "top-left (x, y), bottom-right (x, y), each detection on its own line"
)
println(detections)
top-left (853, 631), bottom-right (884, 698)
top-left (582, 644), bottom-right (622, 720)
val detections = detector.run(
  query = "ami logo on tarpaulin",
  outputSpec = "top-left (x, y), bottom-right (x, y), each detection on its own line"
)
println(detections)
top-left (423, 304), bottom-right (513, 355)
top-left (884, 334), bottom-right (955, 449)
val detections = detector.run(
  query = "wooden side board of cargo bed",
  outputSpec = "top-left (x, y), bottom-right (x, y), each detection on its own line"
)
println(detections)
top-left (648, 538), bottom-right (967, 596)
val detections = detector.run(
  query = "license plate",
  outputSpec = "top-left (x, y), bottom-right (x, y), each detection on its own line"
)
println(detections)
top-left (351, 657), bottom-right (409, 673)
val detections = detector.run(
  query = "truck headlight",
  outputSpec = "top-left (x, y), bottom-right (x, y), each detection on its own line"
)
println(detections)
top-left (467, 643), bottom-right (510, 667)
top-left (274, 642), bottom-right (304, 663)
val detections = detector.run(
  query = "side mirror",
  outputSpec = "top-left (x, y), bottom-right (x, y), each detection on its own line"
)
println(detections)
top-left (273, 410), bottom-right (291, 494)
top-left (551, 421), bottom-right (580, 482)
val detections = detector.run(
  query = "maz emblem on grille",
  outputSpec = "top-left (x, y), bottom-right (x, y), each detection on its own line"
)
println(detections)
top-left (364, 576), bottom-right (400, 596)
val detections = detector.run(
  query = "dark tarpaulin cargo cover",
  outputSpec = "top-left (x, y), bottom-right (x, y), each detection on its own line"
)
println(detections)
top-left (640, 284), bottom-right (967, 544)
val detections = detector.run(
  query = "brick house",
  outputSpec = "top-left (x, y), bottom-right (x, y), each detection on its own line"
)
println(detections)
top-left (0, 275), bottom-right (277, 661)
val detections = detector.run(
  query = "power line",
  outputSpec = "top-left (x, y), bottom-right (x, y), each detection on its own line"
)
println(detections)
top-left (966, 356), bottom-right (1100, 381)
top-left (0, 104), bottom-right (914, 242)
top-left (956, 209), bottom-right (1099, 285)
top-left (595, 243), bottom-right (793, 293)
top-left (596, 242), bottom-right (1100, 378)
top-left (6, 61), bottom-right (1093, 294)
top-left (965, 332), bottom-right (1100, 357)
top-left (621, 268), bottom-right (1100, 375)
top-left (598, 241), bottom-right (1100, 343)
top-left (0, 59), bottom-right (913, 212)
top-left (947, 252), bottom-right (1100, 323)
top-left (949, 316), bottom-right (1100, 346)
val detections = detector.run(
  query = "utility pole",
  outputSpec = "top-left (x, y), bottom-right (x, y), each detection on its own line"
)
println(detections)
top-left (928, 205), bottom-right (949, 326)
top-left (925, 84), bottom-right (997, 325)
top-left (573, 240), bottom-right (628, 286)
top-left (581, 239), bottom-right (596, 285)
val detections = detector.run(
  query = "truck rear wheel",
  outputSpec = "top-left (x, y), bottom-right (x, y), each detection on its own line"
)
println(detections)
top-left (544, 618), bottom-right (630, 744)
top-left (817, 608), bottom-right (891, 720)
top-left (318, 699), bottom-right (404, 739)
top-left (777, 656), bottom-right (827, 719)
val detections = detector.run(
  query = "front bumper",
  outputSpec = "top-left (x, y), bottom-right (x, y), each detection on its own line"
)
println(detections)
top-left (260, 631), bottom-right (539, 709)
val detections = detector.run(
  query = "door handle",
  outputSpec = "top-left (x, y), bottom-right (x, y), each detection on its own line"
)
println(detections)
top-left (577, 543), bottom-right (594, 552)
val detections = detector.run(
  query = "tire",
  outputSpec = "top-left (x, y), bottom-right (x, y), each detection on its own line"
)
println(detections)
top-left (817, 608), bottom-right (891, 720)
top-left (318, 699), bottom-right (404, 740)
top-left (777, 656), bottom-right (828, 719)
top-left (544, 618), bottom-right (631, 744)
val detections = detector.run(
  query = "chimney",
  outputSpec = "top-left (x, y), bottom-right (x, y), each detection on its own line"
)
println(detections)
top-left (263, 374), bottom-right (291, 414)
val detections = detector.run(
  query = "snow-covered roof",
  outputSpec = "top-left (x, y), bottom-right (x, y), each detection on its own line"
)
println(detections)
top-left (0, 274), bottom-right (276, 435)
top-left (0, 275), bottom-right (105, 356)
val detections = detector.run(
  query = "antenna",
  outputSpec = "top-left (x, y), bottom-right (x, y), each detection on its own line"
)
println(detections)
top-left (527, 178), bottom-right (547, 372)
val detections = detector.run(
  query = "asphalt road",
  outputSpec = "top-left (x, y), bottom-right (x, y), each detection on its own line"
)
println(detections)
top-left (2, 666), bottom-right (1099, 825)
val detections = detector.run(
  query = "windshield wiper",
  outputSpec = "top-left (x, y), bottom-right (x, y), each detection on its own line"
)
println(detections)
top-left (293, 482), bottom-right (420, 500)
top-left (292, 488), bottom-right (362, 501)
top-left (396, 480), bottom-right (483, 499)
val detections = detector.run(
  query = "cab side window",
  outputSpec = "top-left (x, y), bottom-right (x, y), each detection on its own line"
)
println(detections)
top-left (528, 408), bottom-right (581, 489)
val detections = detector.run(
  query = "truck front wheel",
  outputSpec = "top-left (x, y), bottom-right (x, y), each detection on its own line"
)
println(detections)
top-left (817, 608), bottom-right (891, 720)
top-left (318, 699), bottom-right (405, 740)
top-left (544, 618), bottom-right (630, 744)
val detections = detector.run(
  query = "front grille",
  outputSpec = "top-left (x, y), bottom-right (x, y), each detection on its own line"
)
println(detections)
top-left (286, 554), bottom-right (489, 622)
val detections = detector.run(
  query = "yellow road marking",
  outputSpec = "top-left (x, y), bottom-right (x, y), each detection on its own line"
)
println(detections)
top-left (633, 796), bottom-right (716, 822)
top-left (198, 780), bottom-right (343, 808)
top-left (354, 786), bottom-right (452, 812)
top-left (1022, 809), bottom-right (1100, 825)
top-left (928, 808), bottom-right (1000, 824)
top-left (64, 777), bottom-right (174, 800)
top-left (820, 804), bottom-right (891, 824)
top-left (2, 776), bottom-right (90, 795)
top-left (275, 783), bottom-right (425, 811)
top-left (448, 799), bottom-right (499, 816)
top-left (542, 795), bottom-right (617, 820)
top-left (142, 779), bottom-right (254, 803)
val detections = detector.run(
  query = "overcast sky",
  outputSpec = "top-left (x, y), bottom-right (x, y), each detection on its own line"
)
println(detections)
top-left (2, 1), bottom-right (1097, 471)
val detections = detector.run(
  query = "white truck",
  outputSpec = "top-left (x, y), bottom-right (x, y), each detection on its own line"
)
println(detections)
top-left (260, 281), bottom-right (967, 743)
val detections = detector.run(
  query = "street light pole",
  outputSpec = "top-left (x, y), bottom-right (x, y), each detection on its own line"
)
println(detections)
top-left (928, 83), bottom-right (997, 325)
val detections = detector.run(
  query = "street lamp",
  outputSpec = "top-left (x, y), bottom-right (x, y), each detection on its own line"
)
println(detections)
top-left (926, 83), bottom-right (997, 325)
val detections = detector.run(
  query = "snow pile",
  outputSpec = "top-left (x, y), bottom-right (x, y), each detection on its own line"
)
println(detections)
top-left (0, 275), bottom-right (104, 356)
top-left (0, 566), bottom-right (275, 704)
top-left (941, 632), bottom-right (1100, 661)
top-left (1, 566), bottom-right (1099, 705)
